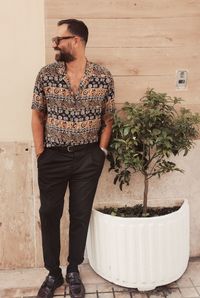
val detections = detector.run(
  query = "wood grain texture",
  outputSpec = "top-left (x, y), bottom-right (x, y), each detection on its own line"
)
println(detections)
top-left (46, 17), bottom-right (200, 48)
top-left (46, 46), bottom-right (200, 104)
top-left (45, 0), bottom-right (200, 18)
top-left (114, 75), bottom-right (200, 104)
top-left (46, 46), bottom-right (200, 76)
top-left (45, 0), bottom-right (200, 110)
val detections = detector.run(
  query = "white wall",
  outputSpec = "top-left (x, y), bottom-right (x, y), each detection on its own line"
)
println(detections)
top-left (0, 0), bottom-right (45, 141)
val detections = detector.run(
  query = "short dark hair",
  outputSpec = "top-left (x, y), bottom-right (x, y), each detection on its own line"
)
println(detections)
top-left (57, 19), bottom-right (89, 45)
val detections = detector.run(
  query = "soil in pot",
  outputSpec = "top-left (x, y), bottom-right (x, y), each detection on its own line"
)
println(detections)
top-left (97, 204), bottom-right (180, 217)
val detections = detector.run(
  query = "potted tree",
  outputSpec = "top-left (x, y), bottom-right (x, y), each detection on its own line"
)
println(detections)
top-left (86, 89), bottom-right (200, 291)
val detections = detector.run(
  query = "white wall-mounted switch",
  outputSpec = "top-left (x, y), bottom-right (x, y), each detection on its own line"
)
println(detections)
top-left (176, 70), bottom-right (188, 90)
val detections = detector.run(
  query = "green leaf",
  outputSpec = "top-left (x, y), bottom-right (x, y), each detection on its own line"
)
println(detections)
top-left (124, 127), bottom-right (130, 136)
top-left (107, 88), bottom-right (200, 210)
top-left (153, 129), bottom-right (161, 135)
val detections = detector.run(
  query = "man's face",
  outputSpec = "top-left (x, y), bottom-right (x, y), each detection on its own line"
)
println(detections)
top-left (52, 24), bottom-right (76, 63)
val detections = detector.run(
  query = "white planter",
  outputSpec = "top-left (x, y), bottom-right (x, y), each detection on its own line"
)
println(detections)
top-left (86, 199), bottom-right (189, 291)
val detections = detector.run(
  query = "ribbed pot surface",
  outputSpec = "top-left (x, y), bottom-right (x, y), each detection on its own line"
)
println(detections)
top-left (86, 200), bottom-right (189, 291)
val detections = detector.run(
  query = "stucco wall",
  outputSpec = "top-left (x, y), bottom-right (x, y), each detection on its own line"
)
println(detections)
top-left (0, 0), bottom-right (45, 268)
top-left (0, 0), bottom-right (45, 141)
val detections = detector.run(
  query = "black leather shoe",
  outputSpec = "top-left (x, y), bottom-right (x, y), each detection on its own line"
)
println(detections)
top-left (36, 274), bottom-right (64, 298)
top-left (66, 271), bottom-right (85, 298)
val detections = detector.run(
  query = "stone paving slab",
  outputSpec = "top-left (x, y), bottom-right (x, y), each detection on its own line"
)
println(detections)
top-left (1, 259), bottom-right (200, 297)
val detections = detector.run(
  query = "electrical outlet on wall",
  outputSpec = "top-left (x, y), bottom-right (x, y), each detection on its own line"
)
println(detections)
top-left (176, 70), bottom-right (188, 90)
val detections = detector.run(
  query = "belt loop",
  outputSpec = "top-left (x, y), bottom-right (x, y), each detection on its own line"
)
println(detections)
top-left (67, 146), bottom-right (73, 152)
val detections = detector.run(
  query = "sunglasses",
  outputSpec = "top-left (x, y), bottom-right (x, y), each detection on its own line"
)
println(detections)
top-left (52, 36), bottom-right (75, 46)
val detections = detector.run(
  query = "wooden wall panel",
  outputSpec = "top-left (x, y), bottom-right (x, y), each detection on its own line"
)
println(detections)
top-left (46, 17), bottom-right (200, 48)
top-left (114, 75), bottom-right (200, 103)
top-left (46, 47), bottom-right (200, 76)
top-left (45, 2), bottom-right (200, 109)
top-left (47, 47), bottom-right (200, 103)
top-left (45, 0), bottom-right (200, 18)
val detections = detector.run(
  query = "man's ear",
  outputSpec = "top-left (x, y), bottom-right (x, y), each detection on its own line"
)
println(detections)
top-left (73, 36), bottom-right (81, 47)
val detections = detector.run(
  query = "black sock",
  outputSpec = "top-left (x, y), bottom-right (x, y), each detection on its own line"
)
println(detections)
top-left (49, 267), bottom-right (62, 278)
top-left (67, 264), bottom-right (79, 273)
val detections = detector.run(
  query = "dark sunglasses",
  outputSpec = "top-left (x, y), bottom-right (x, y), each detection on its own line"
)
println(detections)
top-left (52, 36), bottom-right (75, 45)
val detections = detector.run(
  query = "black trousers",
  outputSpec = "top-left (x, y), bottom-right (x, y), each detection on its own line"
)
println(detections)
top-left (37, 143), bottom-right (105, 275)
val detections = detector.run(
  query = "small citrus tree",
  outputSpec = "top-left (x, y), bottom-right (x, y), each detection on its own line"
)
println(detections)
top-left (108, 89), bottom-right (200, 216)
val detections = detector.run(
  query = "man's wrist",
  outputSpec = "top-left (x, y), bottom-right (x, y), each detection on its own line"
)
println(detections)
top-left (100, 147), bottom-right (108, 156)
top-left (36, 152), bottom-right (41, 158)
top-left (36, 148), bottom-right (44, 158)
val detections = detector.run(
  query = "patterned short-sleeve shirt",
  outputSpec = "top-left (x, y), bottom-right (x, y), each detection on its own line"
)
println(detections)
top-left (31, 60), bottom-right (115, 147)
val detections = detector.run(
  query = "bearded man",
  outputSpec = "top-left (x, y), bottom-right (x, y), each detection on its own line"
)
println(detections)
top-left (31, 19), bottom-right (115, 298)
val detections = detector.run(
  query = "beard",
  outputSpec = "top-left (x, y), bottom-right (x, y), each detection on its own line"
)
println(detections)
top-left (55, 48), bottom-right (75, 63)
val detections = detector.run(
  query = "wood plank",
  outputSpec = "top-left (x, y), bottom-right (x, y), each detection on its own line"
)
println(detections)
top-left (45, 0), bottom-right (200, 18)
top-left (114, 75), bottom-right (200, 104)
top-left (46, 47), bottom-right (200, 76)
top-left (0, 142), bottom-right (35, 268)
top-left (45, 17), bottom-right (200, 48)
top-left (45, 48), bottom-right (200, 104)
top-left (115, 103), bottom-right (200, 114)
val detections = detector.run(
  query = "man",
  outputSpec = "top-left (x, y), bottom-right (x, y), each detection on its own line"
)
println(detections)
top-left (31, 19), bottom-right (115, 298)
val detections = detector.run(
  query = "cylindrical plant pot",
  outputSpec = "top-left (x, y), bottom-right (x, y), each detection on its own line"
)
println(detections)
top-left (86, 199), bottom-right (189, 291)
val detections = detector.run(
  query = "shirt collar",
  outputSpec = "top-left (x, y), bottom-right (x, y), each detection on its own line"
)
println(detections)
top-left (57, 59), bottom-right (93, 77)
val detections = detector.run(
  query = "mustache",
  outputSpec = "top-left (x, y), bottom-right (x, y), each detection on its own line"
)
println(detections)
top-left (54, 49), bottom-right (75, 63)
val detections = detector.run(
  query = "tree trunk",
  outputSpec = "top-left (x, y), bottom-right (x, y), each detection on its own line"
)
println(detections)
top-left (142, 173), bottom-right (149, 216)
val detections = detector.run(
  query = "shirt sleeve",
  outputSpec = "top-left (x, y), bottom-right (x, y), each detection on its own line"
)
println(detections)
top-left (31, 70), bottom-right (47, 112)
top-left (102, 72), bottom-right (115, 119)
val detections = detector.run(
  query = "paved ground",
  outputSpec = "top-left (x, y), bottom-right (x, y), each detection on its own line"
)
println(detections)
top-left (1, 259), bottom-right (200, 298)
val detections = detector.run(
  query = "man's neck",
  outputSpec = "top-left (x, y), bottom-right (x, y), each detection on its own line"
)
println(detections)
top-left (66, 56), bottom-right (87, 75)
